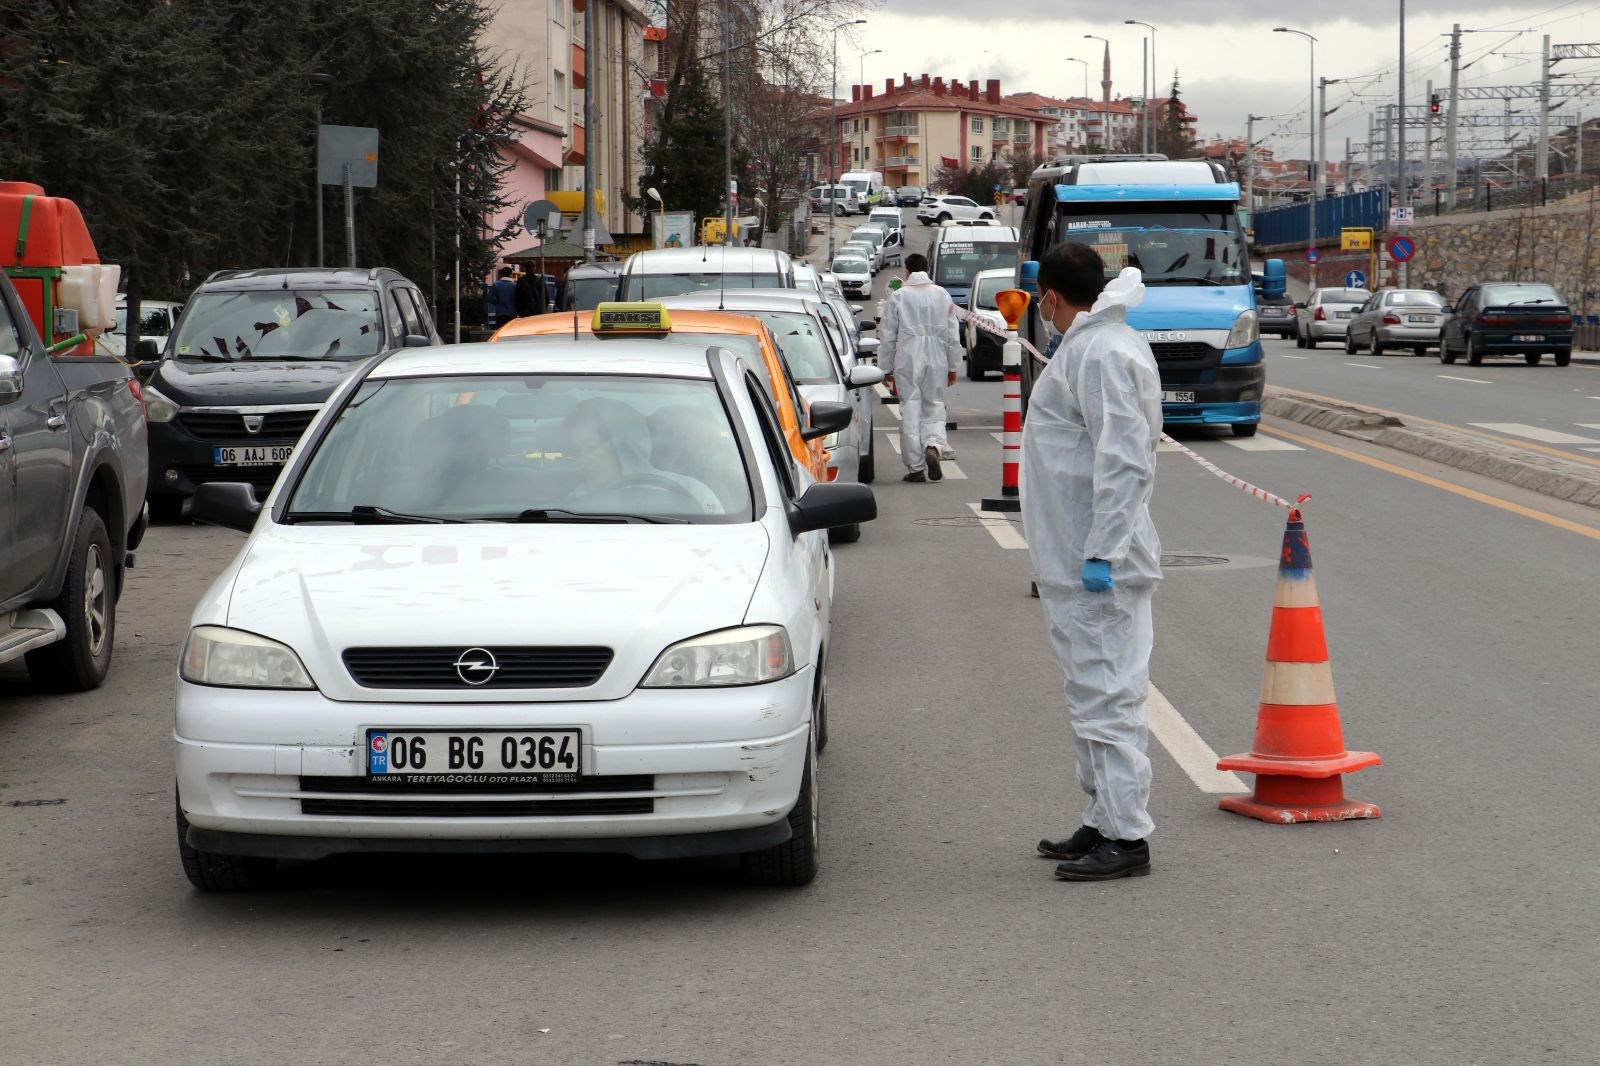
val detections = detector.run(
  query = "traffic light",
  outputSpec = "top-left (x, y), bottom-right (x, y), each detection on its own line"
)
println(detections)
top-left (1430, 92), bottom-right (1441, 115)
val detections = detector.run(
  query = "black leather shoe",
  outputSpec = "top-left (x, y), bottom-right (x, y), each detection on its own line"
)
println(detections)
top-left (1036, 824), bottom-right (1105, 861)
top-left (1054, 839), bottom-right (1151, 881)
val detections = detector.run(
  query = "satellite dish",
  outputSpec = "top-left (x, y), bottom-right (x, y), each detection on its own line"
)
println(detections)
top-left (522, 199), bottom-right (561, 237)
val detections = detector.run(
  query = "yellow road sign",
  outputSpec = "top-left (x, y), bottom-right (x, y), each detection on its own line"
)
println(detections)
top-left (1341, 228), bottom-right (1372, 251)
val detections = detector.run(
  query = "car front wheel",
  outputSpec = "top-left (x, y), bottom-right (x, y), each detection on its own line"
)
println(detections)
top-left (176, 792), bottom-right (275, 892)
top-left (25, 506), bottom-right (114, 691)
top-left (740, 714), bottom-right (819, 886)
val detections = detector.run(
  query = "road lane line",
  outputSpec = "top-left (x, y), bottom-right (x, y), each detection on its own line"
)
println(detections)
top-left (1259, 425), bottom-right (1600, 543)
top-left (884, 434), bottom-right (900, 454)
top-left (941, 461), bottom-right (967, 479)
top-left (1280, 354), bottom-right (1310, 360)
top-left (966, 501), bottom-right (1028, 549)
top-left (1468, 422), bottom-right (1600, 445)
top-left (1583, 447), bottom-right (1600, 453)
top-left (1437, 374), bottom-right (1492, 384)
top-left (1272, 385), bottom-right (1600, 471)
top-left (1147, 685), bottom-right (1250, 795)
top-left (1344, 362), bottom-right (1384, 369)
top-left (991, 431), bottom-right (1005, 443)
top-left (1157, 440), bottom-right (1181, 452)
top-left (1222, 435), bottom-right (1302, 452)
top-left (884, 401), bottom-right (902, 421)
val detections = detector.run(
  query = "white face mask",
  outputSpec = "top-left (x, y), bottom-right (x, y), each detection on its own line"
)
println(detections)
top-left (1041, 293), bottom-right (1063, 343)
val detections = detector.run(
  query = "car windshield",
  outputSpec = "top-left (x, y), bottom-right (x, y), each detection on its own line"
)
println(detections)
top-left (1386, 291), bottom-right (1445, 306)
top-left (739, 310), bottom-right (839, 385)
top-left (170, 289), bottom-right (380, 360)
top-left (973, 275), bottom-right (1009, 310)
top-left (287, 374), bottom-right (752, 523)
top-left (1483, 283), bottom-right (1562, 305)
top-left (832, 257), bottom-right (869, 274)
top-left (621, 272), bottom-right (784, 300)
top-left (1055, 207), bottom-right (1248, 285)
top-left (565, 276), bottom-right (620, 311)
top-left (933, 241), bottom-right (1019, 287)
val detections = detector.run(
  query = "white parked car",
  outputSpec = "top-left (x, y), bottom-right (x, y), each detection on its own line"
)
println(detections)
top-left (917, 195), bottom-right (995, 226)
top-left (830, 255), bottom-right (872, 299)
top-left (1295, 287), bottom-right (1369, 348)
top-left (792, 261), bottom-right (822, 293)
top-left (99, 297), bottom-right (183, 358)
top-left (618, 247), bottom-right (796, 300)
top-left (174, 338), bottom-right (875, 890)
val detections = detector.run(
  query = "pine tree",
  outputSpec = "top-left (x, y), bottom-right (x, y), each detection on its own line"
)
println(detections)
top-left (1155, 75), bottom-right (1195, 159)
top-left (639, 61), bottom-right (737, 228)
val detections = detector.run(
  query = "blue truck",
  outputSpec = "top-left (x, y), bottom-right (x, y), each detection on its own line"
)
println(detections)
top-left (1017, 156), bottom-right (1282, 437)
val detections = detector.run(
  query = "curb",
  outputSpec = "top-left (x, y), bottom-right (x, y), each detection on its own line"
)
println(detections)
top-left (1263, 386), bottom-right (1600, 510)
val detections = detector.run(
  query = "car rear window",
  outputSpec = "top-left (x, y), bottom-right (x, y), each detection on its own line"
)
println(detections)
top-left (1482, 283), bottom-right (1563, 306)
top-left (1319, 289), bottom-right (1368, 304)
top-left (622, 272), bottom-right (784, 300)
top-left (1385, 291), bottom-right (1445, 306)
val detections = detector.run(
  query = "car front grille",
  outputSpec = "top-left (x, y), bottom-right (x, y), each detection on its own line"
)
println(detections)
top-left (178, 410), bottom-right (318, 442)
top-left (1150, 342), bottom-right (1218, 362)
top-left (342, 646), bottom-right (614, 689)
top-left (298, 774), bottom-right (654, 817)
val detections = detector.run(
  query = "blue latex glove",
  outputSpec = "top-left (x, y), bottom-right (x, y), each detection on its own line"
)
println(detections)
top-left (1081, 558), bottom-right (1114, 592)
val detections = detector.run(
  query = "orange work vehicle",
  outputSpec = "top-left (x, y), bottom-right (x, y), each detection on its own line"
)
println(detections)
top-left (494, 302), bottom-right (831, 481)
top-left (0, 182), bottom-right (120, 356)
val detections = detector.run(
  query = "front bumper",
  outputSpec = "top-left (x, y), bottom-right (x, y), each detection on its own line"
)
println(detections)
top-left (175, 668), bottom-right (814, 853)
top-left (147, 421), bottom-right (296, 501)
top-left (1159, 363), bottom-right (1265, 426)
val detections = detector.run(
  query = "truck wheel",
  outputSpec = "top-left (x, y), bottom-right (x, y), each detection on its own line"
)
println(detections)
top-left (741, 718), bottom-right (818, 886)
top-left (1231, 422), bottom-right (1259, 438)
top-left (25, 506), bottom-right (114, 692)
top-left (176, 792), bottom-right (274, 891)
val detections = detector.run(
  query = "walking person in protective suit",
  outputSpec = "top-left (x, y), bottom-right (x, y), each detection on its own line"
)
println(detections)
top-left (1023, 243), bottom-right (1163, 882)
top-left (878, 253), bottom-right (960, 482)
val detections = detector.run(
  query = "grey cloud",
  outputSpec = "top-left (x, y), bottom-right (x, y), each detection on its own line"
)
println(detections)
top-left (894, 0), bottom-right (1529, 25)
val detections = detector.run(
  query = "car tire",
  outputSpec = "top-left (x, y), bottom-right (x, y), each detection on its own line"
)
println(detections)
top-left (1440, 343), bottom-right (1457, 363)
top-left (1370, 333), bottom-right (1384, 357)
top-left (1231, 422), bottom-right (1259, 438)
top-left (1413, 346), bottom-right (1428, 357)
top-left (858, 441), bottom-right (876, 484)
top-left (966, 357), bottom-right (985, 381)
top-left (1467, 333), bottom-right (1484, 366)
top-left (829, 523), bottom-right (862, 544)
top-left (148, 495), bottom-right (185, 524)
top-left (25, 506), bottom-right (114, 692)
top-left (937, 213), bottom-right (951, 223)
top-left (815, 672), bottom-right (830, 753)
top-left (979, 212), bottom-right (993, 220)
top-left (1525, 351), bottom-right (1542, 366)
top-left (740, 717), bottom-right (819, 887)
top-left (176, 791), bottom-right (275, 892)
top-left (1344, 331), bottom-right (1357, 355)
top-left (1554, 347), bottom-right (1572, 366)
top-left (1295, 330), bottom-right (1306, 349)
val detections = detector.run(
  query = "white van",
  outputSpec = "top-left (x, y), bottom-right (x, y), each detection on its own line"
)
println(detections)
top-left (618, 246), bottom-right (796, 300)
top-left (808, 184), bottom-right (859, 216)
top-left (867, 206), bottom-right (903, 236)
top-left (839, 170), bottom-right (884, 211)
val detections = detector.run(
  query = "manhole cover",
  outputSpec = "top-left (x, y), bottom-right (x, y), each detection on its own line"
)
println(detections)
top-left (916, 516), bottom-right (1017, 528)
top-left (1162, 553), bottom-right (1230, 567)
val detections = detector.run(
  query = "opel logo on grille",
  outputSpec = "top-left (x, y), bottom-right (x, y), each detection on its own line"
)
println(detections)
top-left (243, 415), bottom-right (264, 434)
top-left (454, 647), bottom-right (499, 685)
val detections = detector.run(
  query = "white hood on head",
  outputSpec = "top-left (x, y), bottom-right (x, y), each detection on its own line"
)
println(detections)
top-left (1091, 267), bottom-right (1145, 314)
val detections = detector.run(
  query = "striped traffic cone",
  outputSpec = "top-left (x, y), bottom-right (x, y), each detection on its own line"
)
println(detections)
top-left (1216, 509), bottom-right (1381, 823)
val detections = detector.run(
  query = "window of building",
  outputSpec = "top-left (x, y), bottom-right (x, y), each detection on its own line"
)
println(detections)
top-left (551, 0), bottom-right (564, 24)
top-left (970, 145), bottom-right (983, 161)
top-left (970, 117), bottom-right (984, 134)
top-left (993, 119), bottom-right (1009, 135)
top-left (863, 145), bottom-right (870, 160)
top-left (553, 69), bottom-right (566, 110)
top-left (545, 168), bottom-right (562, 191)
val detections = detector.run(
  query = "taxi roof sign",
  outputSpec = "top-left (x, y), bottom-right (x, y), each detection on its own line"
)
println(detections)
top-left (592, 302), bottom-right (672, 333)
top-left (994, 289), bottom-right (1031, 330)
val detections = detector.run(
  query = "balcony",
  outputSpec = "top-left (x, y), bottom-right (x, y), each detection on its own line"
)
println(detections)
top-left (876, 124), bottom-right (919, 141)
top-left (990, 130), bottom-right (1011, 144)
top-left (883, 156), bottom-right (919, 170)
top-left (572, 42), bottom-right (586, 89)
top-left (565, 121), bottom-right (585, 165)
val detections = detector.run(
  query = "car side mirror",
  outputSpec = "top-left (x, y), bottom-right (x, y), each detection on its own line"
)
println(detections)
top-left (189, 482), bottom-right (263, 534)
top-left (402, 334), bottom-right (435, 348)
top-left (789, 481), bottom-right (877, 535)
top-left (0, 354), bottom-right (21, 401)
top-left (854, 337), bottom-right (880, 359)
top-left (131, 338), bottom-right (161, 363)
top-left (847, 361), bottom-right (883, 385)
top-left (801, 399), bottom-right (853, 441)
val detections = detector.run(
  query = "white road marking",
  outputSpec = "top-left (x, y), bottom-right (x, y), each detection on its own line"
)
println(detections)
top-left (1469, 422), bottom-right (1600, 445)
top-left (1222, 435), bottom-right (1303, 451)
top-left (991, 431), bottom-right (1005, 443)
top-left (1344, 362), bottom-right (1384, 369)
top-left (884, 401), bottom-right (902, 421)
top-left (884, 434), bottom-right (900, 453)
top-left (1578, 423), bottom-right (1600, 429)
top-left (1279, 353), bottom-right (1310, 360)
top-left (965, 501), bottom-right (1028, 550)
top-left (1146, 686), bottom-right (1250, 795)
top-left (1583, 447), bottom-right (1600, 453)
top-left (941, 461), bottom-right (967, 480)
top-left (1437, 374), bottom-right (1492, 384)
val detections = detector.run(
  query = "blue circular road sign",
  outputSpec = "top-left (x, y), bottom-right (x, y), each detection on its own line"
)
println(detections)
top-left (1345, 269), bottom-right (1368, 288)
top-left (1388, 236), bottom-right (1415, 262)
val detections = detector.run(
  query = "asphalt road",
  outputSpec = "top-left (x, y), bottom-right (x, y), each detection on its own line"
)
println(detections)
top-left (5, 225), bottom-right (1600, 1063)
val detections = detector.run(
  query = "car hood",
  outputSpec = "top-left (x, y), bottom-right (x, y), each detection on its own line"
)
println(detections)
top-left (153, 358), bottom-right (366, 407)
top-left (220, 522), bottom-right (771, 702)
top-left (1126, 283), bottom-right (1253, 331)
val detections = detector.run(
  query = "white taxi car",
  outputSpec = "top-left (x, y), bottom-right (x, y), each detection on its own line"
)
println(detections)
top-left (174, 337), bottom-right (875, 890)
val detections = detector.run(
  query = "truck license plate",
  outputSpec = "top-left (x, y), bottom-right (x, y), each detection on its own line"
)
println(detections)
top-left (367, 729), bottom-right (582, 783)
top-left (214, 445), bottom-right (293, 467)
top-left (1162, 391), bottom-right (1196, 404)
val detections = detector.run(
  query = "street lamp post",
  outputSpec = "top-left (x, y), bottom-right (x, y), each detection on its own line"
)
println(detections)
top-left (646, 186), bottom-right (664, 247)
top-left (1083, 34), bottom-right (1110, 150)
top-left (829, 18), bottom-right (866, 262)
top-left (309, 72), bottom-right (334, 267)
top-left (1275, 26), bottom-right (1319, 260)
top-left (1064, 58), bottom-right (1089, 151)
top-left (754, 195), bottom-right (766, 246)
top-left (1125, 21), bottom-right (1157, 155)
top-left (859, 48), bottom-right (882, 173)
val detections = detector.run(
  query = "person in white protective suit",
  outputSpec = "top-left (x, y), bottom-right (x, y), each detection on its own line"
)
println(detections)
top-left (878, 253), bottom-right (961, 482)
top-left (1021, 243), bottom-right (1164, 882)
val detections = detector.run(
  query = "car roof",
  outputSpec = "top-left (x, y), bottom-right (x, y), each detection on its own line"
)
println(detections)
top-left (564, 262), bottom-right (622, 279)
top-left (971, 267), bottom-right (1014, 282)
top-left (198, 266), bottom-right (399, 291)
top-left (371, 339), bottom-right (715, 381)
top-left (622, 246), bottom-right (792, 274)
top-left (662, 290), bottom-right (826, 313)
top-left (492, 308), bottom-right (771, 340)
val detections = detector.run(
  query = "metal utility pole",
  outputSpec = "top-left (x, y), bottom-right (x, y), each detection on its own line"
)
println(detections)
top-left (827, 19), bottom-right (865, 261)
top-left (1142, 39), bottom-right (1149, 154)
top-left (1318, 77), bottom-right (1328, 196)
top-left (1537, 33), bottom-right (1551, 182)
top-left (1579, 112), bottom-right (1587, 183)
top-left (1446, 23), bottom-right (1461, 207)
top-left (1383, 104), bottom-right (1394, 188)
top-left (858, 49), bottom-right (881, 166)
top-left (582, 0), bottom-right (597, 260)
top-left (1424, 78), bottom-right (1434, 206)
top-left (1368, 111), bottom-right (1376, 186)
top-left (1397, 0), bottom-right (1407, 207)
top-left (1245, 114), bottom-right (1260, 211)
top-left (1345, 137), bottom-right (1353, 193)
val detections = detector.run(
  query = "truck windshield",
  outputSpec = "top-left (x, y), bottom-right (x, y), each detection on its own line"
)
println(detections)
top-left (843, 180), bottom-right (871, 199)
top-left (933, 242), bottom-right (1019, 287)
top-left (170, 290), bottom-right (380, 361)
top-left (1054, 206), bottom-right (1247, 286)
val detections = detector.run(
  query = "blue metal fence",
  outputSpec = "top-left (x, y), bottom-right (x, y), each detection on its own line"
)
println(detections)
top-left (1252, 187), bottom-right (1390, 248)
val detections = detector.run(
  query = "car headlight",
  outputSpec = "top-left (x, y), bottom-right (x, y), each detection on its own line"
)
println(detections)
top-left (640, 625), bottom-right (794, 688)
top-left (1226, 310), bottom-right (1260, 349)
top-left (180, 625), bottom-right (316, 689)
top-left (143, 384), bottom-right (180, 423)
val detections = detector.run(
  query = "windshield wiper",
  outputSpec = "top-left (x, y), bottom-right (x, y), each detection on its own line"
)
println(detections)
top-left (1150, 277), bottom-right (1228, 286)
top-left (1508, 298), bottom-right (1557, 305)
top-left (282, 505), bottom-right (463, 524)
top-left (505, 508), bottom-right (688, 525)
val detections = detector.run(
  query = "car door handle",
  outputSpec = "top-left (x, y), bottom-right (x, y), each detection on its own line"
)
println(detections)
top-left (46, 414), bottom-right (67, 430)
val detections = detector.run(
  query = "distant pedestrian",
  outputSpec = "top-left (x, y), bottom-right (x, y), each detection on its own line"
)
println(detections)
top-left (514, 269), bottom-right (547, 318)
top-left (877, 253), bottom-right (959, 482)
top-left (1024, 244), bottom-right (1163, 882)
top-left (484, 267), bottom-right (517, 329)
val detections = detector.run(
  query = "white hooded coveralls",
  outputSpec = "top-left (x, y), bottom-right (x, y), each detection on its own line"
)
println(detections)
top-left (878, 272), bottom-right (960, 471)
top-left (1020, 268), bottom-right (1163, 842)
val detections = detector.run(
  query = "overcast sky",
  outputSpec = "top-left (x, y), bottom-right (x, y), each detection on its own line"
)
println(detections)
top-left (844, 1), bottom-right (1600, 160)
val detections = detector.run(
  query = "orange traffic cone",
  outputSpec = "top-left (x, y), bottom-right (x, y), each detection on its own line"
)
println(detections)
top-left (1216, 509), bottom-right (1381, 823)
